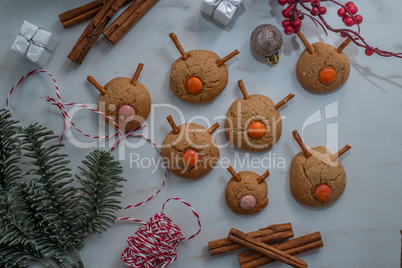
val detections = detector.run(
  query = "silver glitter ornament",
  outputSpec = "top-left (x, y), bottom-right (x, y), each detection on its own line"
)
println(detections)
top-left (250, 24), bottom-right (282, 64)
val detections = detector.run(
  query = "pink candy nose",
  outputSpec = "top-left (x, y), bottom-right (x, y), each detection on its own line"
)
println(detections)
top-left (239, 194), bottom-right (257, 211)
top-left (118, 105), bottom-right (136, 123)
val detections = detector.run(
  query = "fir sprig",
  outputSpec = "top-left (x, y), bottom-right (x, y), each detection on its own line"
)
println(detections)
top-left (0, 110), bottom-right (126, 267)
top-left (75, 150), bottom-right (125, 238)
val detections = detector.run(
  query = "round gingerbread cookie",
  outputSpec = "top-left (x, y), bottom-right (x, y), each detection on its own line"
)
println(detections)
top-left (225, 95), bottom-right (282, 152)
top-left (225, 171), bottom-right (268, 215)
top-left (296, 42), bottom-right (350, 93)
top-left (290, 146), bottom-right (347, 207)
top-left (170, 50), bottom-right (228, 103)
top-left (98, 77), bottom-right (151, 132)
top-left (161, 123), bottom-right (220, 179)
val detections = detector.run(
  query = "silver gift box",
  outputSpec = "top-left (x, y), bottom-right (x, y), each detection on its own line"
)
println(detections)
top-left (11, 21), bottom-right (57, 67)
top-left (201, 0), bottom-right (244, 26)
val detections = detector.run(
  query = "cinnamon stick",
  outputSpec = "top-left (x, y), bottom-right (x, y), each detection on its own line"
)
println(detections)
top-left (207, 123), bottom-right (220, 134)
top-left (103, 0), bottom-right (159, 45)
top-left (292, 130), bottom-right (312, 159)
top-left (228, 228), bottom-right (308, 268)
top-left (274, 93), bottom-right (295, 110)
top-left (68, 0), bottom-right (127, 65)
top-left (239, 232), bottom-right (323, 268)
top-left (330, 144), bottom-right (351, 161)
top-left (296, 32), bottom-right (315, 54)
top-left (208, 223), bottom-right (292, 255)
top-left (336, 37), bottom-right (352, 54)
top-left (131, 63), bottom-right (144, 85)
top-left (257, 170), bottom-right (270, 184)
top-left (167, 115), bottom-right (179, 134)
top-left (238, 80), bottom-right (250, 100)
top-left (59, 0), bottom-right (133, 29)
top-left (210, 230), bottom-right (294, 256)
top-left (59, 0), bottom-right (104, 29)
top-left (169, 33), bottom-right (188, 60)
top-left (227, 166), bottom-right (241, 182)
top-left (216, 49), bottom-right (240, 67)
top-left (87, 75), bottom-right (105, 95)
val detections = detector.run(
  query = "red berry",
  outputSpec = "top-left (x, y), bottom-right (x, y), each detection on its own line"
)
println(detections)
top-left (344, 16), bottom-right (354, 26)
top-left (355, 14), bottom-right (363, 24)
top-left (288, 4), bottom-right (294, 10)
top-left (345, 1), bottom-right (354, 8)
top-left (278, 0), bottom-right (287, 5)
top-left (311, 1), bottom-right (320, 8)
top-left (282, 9), bottom-right (292, 18)
top-left (319, 6), bottom-right (327, 15)
top-left (311, 7), bottom-right (319, 15)
top-left (292, 19), bottom-right (302, 28)
top-left (365, 48), bottom-right (374, 56)
top-left (340, 32), bottom-right (347, 38)
top-left (347, 4), bottom-right (358, 15)
top-left (282, 19), bottom-right (291, 27)
top-left (337, 7), bottom-right (346, 17)
top-left (284, 25), bottom-right (294, 35)
top-left (293, 27), bottom-right (301, 33)
top-left (289, 0), bottom-right (295, 4)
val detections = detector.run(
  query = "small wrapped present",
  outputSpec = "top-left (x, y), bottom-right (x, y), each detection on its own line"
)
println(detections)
top-left (201, 0), bottom-right (244, 26)
top-left (11, 21), bottom-right (57, 67)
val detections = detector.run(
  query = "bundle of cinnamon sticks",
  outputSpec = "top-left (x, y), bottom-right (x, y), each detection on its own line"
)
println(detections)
top-left (59, 0), bottom-right (159, 64)
top-left (208, 223), bottom-right (323, 268)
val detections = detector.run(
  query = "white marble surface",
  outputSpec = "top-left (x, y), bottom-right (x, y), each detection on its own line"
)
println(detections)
top-left (1, 0), bottom-right (402, 267)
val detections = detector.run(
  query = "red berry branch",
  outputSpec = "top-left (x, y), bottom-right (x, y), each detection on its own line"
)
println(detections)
top-left (277, 0), bottom-right (402, 58)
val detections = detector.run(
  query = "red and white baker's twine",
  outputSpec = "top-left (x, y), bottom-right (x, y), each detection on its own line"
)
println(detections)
top-left (5, 70), bottom-right (166, 208)
top-left (120, 197), bottom-right (201, 268)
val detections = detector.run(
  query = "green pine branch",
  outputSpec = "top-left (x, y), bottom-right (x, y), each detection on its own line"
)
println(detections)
top-left (0, 109), bottom-right (21, 193)
top-left (0, 110), bottom-right (126, 267)
top-left (18, 124), bottom-right (80, 252)
top-left (75, 150), bottom-right (126, 240)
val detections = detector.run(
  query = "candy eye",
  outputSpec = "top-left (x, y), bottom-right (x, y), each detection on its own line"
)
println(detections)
top-left (247, 121), bottom-right (266, 139)
top-left (182, 149), bottom-right (200, 167)
top-left (185, 76), bottom-right (203, 94)
top-left (239, 194), bottom-right (257, 211)
top-left (319, 67), bottom-right (337, 85)
top-left (118, 104), bottom-right (136, 123)
top-left (314, 184), bottom-right (332, 201)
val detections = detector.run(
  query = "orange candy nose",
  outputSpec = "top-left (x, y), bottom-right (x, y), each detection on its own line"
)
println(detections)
top-left (319, 67), bottom-right (337, 85)
top-left (185, 76), bottom-right (203, 94)
top-left (182, 149), bottom-right (200, 167)
top-left (248, 122), bottom-right (266, 139)
top-left (314, 184), bottom-right (332, 201)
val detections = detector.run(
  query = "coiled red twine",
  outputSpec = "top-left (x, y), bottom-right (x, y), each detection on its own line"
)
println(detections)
top-left (120, 198), bottom-right (201, 268)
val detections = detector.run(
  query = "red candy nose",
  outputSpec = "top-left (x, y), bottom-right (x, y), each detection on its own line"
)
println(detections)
top-left (182, 149), bottom-right (200, 167)
top-left (314, 184), bottom-right (332, 201)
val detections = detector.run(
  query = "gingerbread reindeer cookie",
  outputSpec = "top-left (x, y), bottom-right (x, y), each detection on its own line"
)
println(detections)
top-left (224, 80), bottom-right (294, 152)
top-left (161, 116), bottom-right (220, 179)
top-left (88, 63), bottom-right (151, 132)
top-left (225, 166), bottom-right (270, 215)
top-left (290, 130), bottom-right (351, 207)
top-left (169, 33), bottom-right (239, 103)
top-left (295, 32), bottom-right (351, 93)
